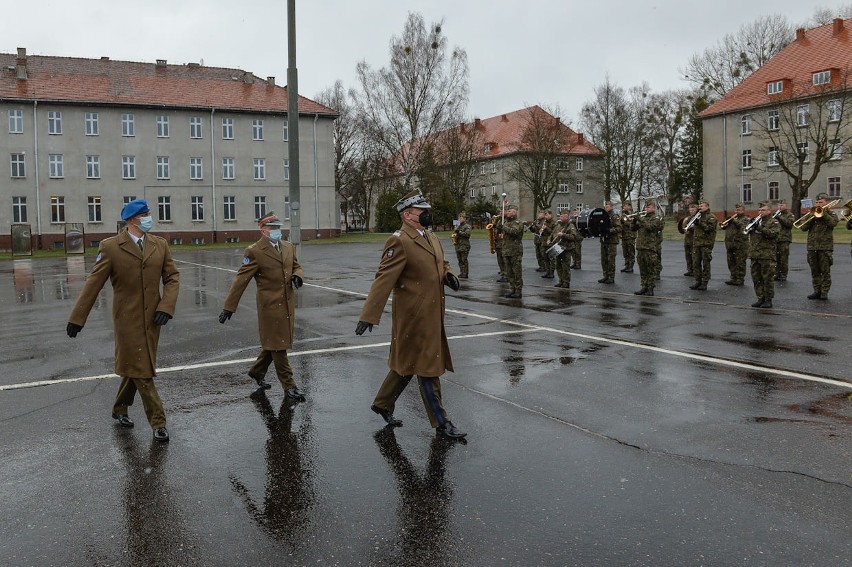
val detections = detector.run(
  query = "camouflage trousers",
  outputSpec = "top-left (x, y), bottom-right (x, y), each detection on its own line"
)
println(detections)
top-left (692, 245), bottom-right (713, 284)
top-left (571, 240), bottom-right (582, 267)
top-left (807, 250), bottom-right (833, 294)
top-left (555, 252), bottom-right (571, 286)
top-left (495, 247), bottom-right (505, 276)
top-left (637, 249), bottom-right (659, 290)
top-left (775, 241), bottom-right (790, 279)
top-left (503, 252), bottom-right (523, 292)
top-left (750, 258), bottom-right (776, 300)
top-left (535, 239), bottom-right (546, 269)
top-left (726, 244), bottom-right (748, 283)
top-left (684, 242), bottom-right (694, 274)
top-left (455, 243), bottom-right (470, 277)
top-left (621, 239), bottom-right (635, 270)
top-left (600, 239), bottom-right (618, 279)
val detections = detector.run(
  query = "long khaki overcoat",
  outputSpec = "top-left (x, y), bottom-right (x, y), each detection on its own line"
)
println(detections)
top-left (224, 238), bottom-right (304, 351)
top-left (69, 230), bottom-right (180, 378)
top-left (359, 223), bottom-right (455, 377)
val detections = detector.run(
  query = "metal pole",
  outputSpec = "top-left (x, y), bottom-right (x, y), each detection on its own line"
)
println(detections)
top-left (287, 0), bottom-right (301, 253)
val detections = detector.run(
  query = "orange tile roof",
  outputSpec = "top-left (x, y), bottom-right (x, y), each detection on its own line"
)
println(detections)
top-left (701, 18), bottom-right (852, 117)
top-left (0, 51), bottom-right (336, 116)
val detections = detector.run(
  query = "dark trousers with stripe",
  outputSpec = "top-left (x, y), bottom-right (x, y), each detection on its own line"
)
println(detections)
top-left (373, 369), bottom-right (448, 428)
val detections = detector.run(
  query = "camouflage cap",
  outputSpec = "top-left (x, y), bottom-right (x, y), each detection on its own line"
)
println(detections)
top-left (778, 199), bottom-right (787, 204)
top-left (815, 192), bottom-right (829, 201)
top-left (758, 200), bottom-right (770, 208)
top-left (735, 203), bottom-right (745, 209)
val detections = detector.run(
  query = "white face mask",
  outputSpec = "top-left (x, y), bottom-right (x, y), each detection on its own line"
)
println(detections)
top-left (267, 229), bottom-right (282, 242)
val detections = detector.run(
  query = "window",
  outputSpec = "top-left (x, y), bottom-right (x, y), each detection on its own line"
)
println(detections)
top-left (122, 156), bottom-right (136, 179)
top-left (156, 156), bottom-right (170, 179)
top-left (491, 162), bottom-right (497, 174)
top-left (283, 195), bottom-right (291, 220)
top-left (50, 196), bottom-right (65, 222)
top-left (797, 142), bottom-right (809, 162)
top-left (768, 181), bottom-right (779, 201)
top-left (190, 157), bottom-right (203, 180)
top-left (741, 183), bottom-right (752, 204)
top-left (156, 115), bottom-right (170, 137)
top-left (555, 203), bottom-right (571, 213)
top-left (768, 109), bottom-right (779, 131)
top-left (741, 149), bottom-right (752, 169)
top-left (768, 147), bottom-right (779, 166)
top-left (48, 154), bottom-right (64, 178)
top-left (85, 112), bottom-right (99, 136)
top-left (252, 119), bottom-right (264, 140)
top-left (469, 188), bottom-right (475, 198)
top-left (283, 118), bottom-right (289, 141)
top-left (190, 116), bottom-right (203, 139)
top-left (283, 159), bottom-right (289, 181)
top-left (491, 182), bottom-right (497, 195)
top-left (224, 196), bottom-right (236, 221)
top-left (558, 182), bottom-right (569, 193)
top-left (158, 196), bottom-right (172, 221)
top-left (576, 180), bottom-right (584, 193)
top-left (47, 111), bottom-right (62, 134)
top-left (253, 158), bottom-right (266, 180)
top-left (829, 138), bottom-right (842, 161)
top-left (767, 80), bottom-right (783, 95)
top-left (222, 117), bottom-right (234, 140)
top-left (575, 157), bottom-right (584, 171)
top-left (479, 186), bottom-right (486, 197)
top-left (741, 114), bottom-right (752, 135)
top-left (86, 155), bottom-right (100, 178)
top-left (828, 99), bottom-right (842, 122)
top-left (10, 153), bottom-right (25, 178)
top-left (827, 176), bottom-right (841, 198)
top-left (813, 71), bottom-right (831, 85)
top-left (13, 196), bottom-right (27, 222)
top-left (121, 114), bottom-right (135, 137)
top-left (123, 196), bottom-right (137, 204)
top-left (8, 109), bottom-right (23, 133)
top-left (191, 196), bottom-right (204, 221)
top-left (796, 104), bottom-right (809, 126)
top-left (222, 157), bottom-right (235, 179)
top-left (254, 196), bottom-right (267, 220)
top-left (87, 196), bottom-right (102, 223)
top-left (480, 163), bottom-right (486, 175)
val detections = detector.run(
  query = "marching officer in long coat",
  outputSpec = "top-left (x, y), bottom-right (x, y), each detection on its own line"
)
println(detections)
top-left (356, 189), bottom-right (466, 440)
top-left (219, 212), bottom-right (306, 400)
top-left (67, 199), bottom-right (180, 442)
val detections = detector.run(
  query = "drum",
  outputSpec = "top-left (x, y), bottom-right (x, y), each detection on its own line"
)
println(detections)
top-left (586, 207), bottom-right (611, 238)
top-left (576, 209), bottom-right (592, 237)
top-left (545, 242), bottom-right (566, 258)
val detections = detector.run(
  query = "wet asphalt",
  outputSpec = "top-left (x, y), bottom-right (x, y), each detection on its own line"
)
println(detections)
top-left (0, 238), bottom-right (850, 566)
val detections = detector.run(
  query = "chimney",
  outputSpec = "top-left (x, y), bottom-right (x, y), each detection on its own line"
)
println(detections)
top-left (577, 133), bottom-right (584, 145)
top-left (795, 28), bottom-right (805, 41)
top-left (243, 71), bottom-right (254, 84)
top-left (501, 114), bottom-right (508, 122)
top-left (156, 59), bottom-right (167, 67)
top-left (100, 56), bottom-right (110, 61)
top-left (267, 76), bottom-right (275, 86)
top-left (474, 118), bottom-right (482, 129)
top-left (15, 47), bottom-right (27, 80)
top-left (833, 18), bottom-right (844, 35)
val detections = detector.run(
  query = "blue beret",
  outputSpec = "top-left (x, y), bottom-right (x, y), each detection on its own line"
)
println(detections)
top-left (121, 199), bottom-right (150, 221)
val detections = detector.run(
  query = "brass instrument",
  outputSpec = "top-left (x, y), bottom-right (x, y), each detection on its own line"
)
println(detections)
top-left (771, 209), bottom-right (781, 220)
top-left (839, 199), bottom-right (852, 221)
top-left (719, 214), bottom-right (738, 229)
top-left (679, 212), bottom-right (701, 234)
top-left (743, 216), bottom-right (762, 235)
top-left (451, 231), bottom-right (458, 246)
top-left (793, 198), bottom-right (841, 229)
top-left (486, 214), bottom-right (499, 254)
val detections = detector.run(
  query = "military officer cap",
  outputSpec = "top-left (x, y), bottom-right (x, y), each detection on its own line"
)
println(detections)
top-left (735, 202), bottom-right (744, 208)
top-left (257, 211), bottom-right (283, 228)
top-left (815, 192), bottom-right (829, 200)
top-left (395, 189), bottom-right (431, 213)
top-left (121, 198), bottom-right (150, 221)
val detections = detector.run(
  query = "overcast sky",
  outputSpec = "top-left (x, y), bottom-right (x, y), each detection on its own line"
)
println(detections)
top-left (2, 0), bottom-right (840, 127)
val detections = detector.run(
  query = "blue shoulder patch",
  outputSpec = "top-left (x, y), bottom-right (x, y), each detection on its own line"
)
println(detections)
top-left (242, 256), bottom-right (251, 265)
top-left (95, 252), bottom-right (103, 263)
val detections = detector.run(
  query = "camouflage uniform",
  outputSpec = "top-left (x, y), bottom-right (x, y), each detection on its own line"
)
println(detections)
top-left (654, 223), bottom-right (663, 280)
top-left (748, 214), bottom-right (780, 305)
top-left (691, 209), bottom-right (717, 289)
top-left (599, 209), bottom-right (621, 283)
top-left (724, 212), bottom-right (749, 285)
top-left (801, 206), bottom-right (838, 299)
top-left (774, 209), bottom-right (795, 281)
top-left (453, 220), bottom-right (472, 278)
top-left (682, 211), bottom-right (698, 276)
top-left (548, 218), bottom-right (581, 287)
top-left (531, 215), bottom-right (546, 271)
top-left (632, 212), bottom-right (664, 294)
top-left (499, 216), bottom-right (525, 297)
top-left (538, 216), bottom-right (556, 277)
top-left (570, 216), bottom-right (583, 269)
top-left (620, 210), bottom-right (636, 272)
top-left (494, 230), bottom-right (506, 281)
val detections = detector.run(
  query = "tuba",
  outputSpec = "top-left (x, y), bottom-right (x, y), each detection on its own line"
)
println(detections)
top-left (486, 214), bottom-right (499, 254)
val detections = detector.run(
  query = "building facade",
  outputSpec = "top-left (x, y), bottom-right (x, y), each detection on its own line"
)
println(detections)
top-left (1, 49), bottom-right (338, 250)
top-left (701, 19), bottom-right (852, 217)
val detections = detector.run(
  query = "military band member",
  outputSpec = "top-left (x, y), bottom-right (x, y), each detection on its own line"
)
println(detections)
top-left (748, 201), bottom-right (780, 308)
top-left (538, 210), bottom-right (556, 279)
top-left (598, 201), bottom-right (621, 284)
top-left (494, 217), bottom-right (507, 282)
top-left (452, 212), bottom-right (471, 279)
top-left (773, 199), bottom-right (795, 281)
top-left (620, 202), bottom-right (636, 273)
top-left (724, 203), bottom-right (749, 286)
top-left (67, 199), bottom-right (179, 443)
top-left (498, 205), bottom-right (525, 298)
top-left (531, 210), bottom-right (547, 272)
top-left (848, 213), bottom-right (852, 261)
top-left (548, 210), bottom-right (582, 288)
top-left (355, 189), bottom-right (466, 440)
top-left (220, 212), bottom-right (306, 400)
top-left (570, 211), bottom-right (583, 269)
top-left (690, 200), bottom-right (717, 290)
top-left (801, 192), bottom-right (838, 300)
top-left (683, 203), bottom-right (699, 277)
top-left (632, 201), bottom-right (664, 296)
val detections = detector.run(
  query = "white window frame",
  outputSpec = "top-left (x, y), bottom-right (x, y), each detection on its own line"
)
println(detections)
top-left (223, 196), bottom-right (236, 221)
top-left (50, 196), bottom-right (65, 223)
top-left (283, 159), bottom-right (290, 181)
top-left (122, 156), bottom-right (136, 179)
top-left (768, 147), bottom-right (779, 167)
top-left (8, 109), bottom-right (23, 134)
top-left (741, 183), bottom-right (752, 204)
top-left (87, 196), bottom-right (102, 223)
top-left (252, 119), bottom-right (264, 141)
top-left (480, 163), bottom-right (486, 175)
top-left (85, 112), bottom-right (99, 136)
top-left (767, 109), bottom-right (779, 131)
top-left (741, 149), bottom-right (752, 169)
top-left (796, 104), bottom-right (809, 127)
top-left (156, 115), bottom-right (170, 138)
top-left (12, 196), bottom-right (27, 222)
top-left (86, 155), bottom-right (101, 179)
top-left (829, 138), bottom-right (842, 161)
top-left (575, 180), bottom-right (584, 194)
top-left (558, 182), bottom-right (569, 193)
top-left (827, 176), bottom-right (841, 198)
top-left (469, 188), bottom-right (475, 198)
top-left (156, 156), bottom-right (170, 180)
top-left (222, 118), bottom-right (234, 140)
top-left (827, 99), bottom-right (842, 122)
top-left (283, 195), bottom-right (291, 220)
top-left (189, 116), bottom-right (203, 139)
top-left (797, 142), bottom-right (810, 163)
top-left (222, 157), bottom-right (235, 180)
top-left (491, 161), bottom-right (497, 174)
top-left (191, 196), bottom-right (204, 221)
top-left (741, 114), bottom-right (752, 135)
top-left (158, 196), bottom-right (172, 222)
top-left (190, 157), bottom-right (203, 180)
top-left (813, 71), bottom-right (831, 86)
top-left (767, 181), bottom-right (779, 201)
top-left (479, 186), bottom-right (486, 197)
top-left (254, 196), bottom-right (267, 220)
top-left (283, 118), bottom-right (289, 141)
top-left (575, 157), bottom-right (584, 171)
top-left (10, 153), bottom-right (26, 178)
top-left (121, 114), bottom-right (135, 137)
top-left (253, 158), bottom-right (266, 180)
top-left (491, 183), bottom-right (497, 195)
top-left (555, 203), bottom-right (571, 213)
top-left (767, 81), bottom-right (783, 95)
top-left (48, 154), bottom-right (64, 178)
top-left (47, 111), bottom-right (62, 135)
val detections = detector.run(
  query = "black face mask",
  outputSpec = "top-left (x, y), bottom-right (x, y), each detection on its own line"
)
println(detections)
top-left (417, 210), bottom-right (433, 228)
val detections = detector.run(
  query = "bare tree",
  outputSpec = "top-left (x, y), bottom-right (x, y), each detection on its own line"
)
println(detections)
top-left (315, 80), bottom-right (358, 229)
top-left (751, 73), bottom-right (852, 216)
top-left (809, 5), bottom-right (852, 26)
top-left (353, 12), bottom-right (469, 190)
top-left (682, 15), bottom-right (794, 98)
top-left (644, 90), bottom-right (692, 213)
top-left (432, 120), bottom-right (484, 213)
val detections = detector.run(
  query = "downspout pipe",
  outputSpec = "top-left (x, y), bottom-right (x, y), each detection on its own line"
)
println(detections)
top-left (210, 108), bottom-right (217, 242)
top-left (33, 100), bottom-right (42, 248)
top-left (313, 113), bottom-right (319, 238)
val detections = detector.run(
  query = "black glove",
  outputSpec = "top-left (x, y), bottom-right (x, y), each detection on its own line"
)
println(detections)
top-left (355, 320), bottom-right (373, 335)
top-left (153, 311), bottom-right (172, 326)
top-left (66, 322), bottom-right (83, 338)
top-left (291, 275), bottom-right (303, 289)
top-left (219, 310), bottom-right (233, 324)
top-left (445, 273), bottom-right (460, 291)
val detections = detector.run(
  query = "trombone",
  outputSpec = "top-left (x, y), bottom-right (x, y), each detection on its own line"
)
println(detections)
top-left (793, 198), bottom-right (841, 229)
top-left (719, 213), bottom-right (738, 229)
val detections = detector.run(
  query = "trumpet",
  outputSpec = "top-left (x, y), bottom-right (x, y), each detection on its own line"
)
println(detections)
top-left (743, 216), bottom-right (762, 235)
top-left (793, 198), bottom-right (841, 229)
top-left (839, 198), bottom-right (852, 221)
top-left (684, 211), bottom-right (701, 232)
top-left (719, 214), bottom-right (738, 228)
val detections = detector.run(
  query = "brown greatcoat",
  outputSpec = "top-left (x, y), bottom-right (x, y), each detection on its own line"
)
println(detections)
top-left (224, 238), bottom-right (304, 350)
top-left (359, 223), bottom-right (455, 377)
top-left (69, 230), bottom-right (180, 378)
